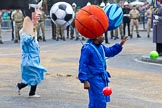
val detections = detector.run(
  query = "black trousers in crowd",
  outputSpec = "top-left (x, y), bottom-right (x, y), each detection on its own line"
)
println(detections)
top-left (123, 16), bottom-right (130, 36)
top-left (11, 20), bottom-right (14, 40)
top-left (51, 21), bottom-right (56, 40)
top-left (123, 22), bottom-right (130, 36)
top-left (156, 43), bottom-right (162, 56)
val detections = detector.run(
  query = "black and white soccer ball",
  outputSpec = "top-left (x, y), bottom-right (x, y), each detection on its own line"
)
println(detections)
top-left (50, 2), bottom-right (75, 28)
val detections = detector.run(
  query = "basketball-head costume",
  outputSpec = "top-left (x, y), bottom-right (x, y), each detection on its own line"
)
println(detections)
top-left (75, 5), bottom-right (109, 39)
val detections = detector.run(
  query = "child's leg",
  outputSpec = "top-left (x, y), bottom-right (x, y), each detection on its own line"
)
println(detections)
top-left (17, 82), bottom-right (28, 95)
top-left (17, 82), bottom-right (27, 90)
top-left (29, 85), bottom-right (37, 96)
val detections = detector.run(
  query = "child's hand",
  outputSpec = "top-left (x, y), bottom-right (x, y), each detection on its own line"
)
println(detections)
top-left (120, 36), bottom-right (128, 46)
top-left (84, 81), bottom-right (90, 90)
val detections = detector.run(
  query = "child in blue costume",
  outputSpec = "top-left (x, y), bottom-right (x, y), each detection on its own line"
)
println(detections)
top-left (17, 0), bottom-right (47, 98)
top-left (78, 35), bottom-right (128, 108)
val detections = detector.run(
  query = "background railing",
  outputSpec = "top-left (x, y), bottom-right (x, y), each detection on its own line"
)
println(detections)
top-left (1, 18), bottom-right (52, 30)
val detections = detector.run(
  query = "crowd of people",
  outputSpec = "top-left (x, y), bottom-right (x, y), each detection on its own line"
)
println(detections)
top-left (0, 7), bottom-right (47, 44)
top-left (104, 1), bottom-right (154, 43)
top-left (0, 3), bottom-right (87, 44)
top-left (0, 1), bottom-right (155, 45)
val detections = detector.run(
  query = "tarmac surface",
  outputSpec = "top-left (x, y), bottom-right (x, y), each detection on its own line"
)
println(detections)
top-left (0, 24), bottom-right (162, 108)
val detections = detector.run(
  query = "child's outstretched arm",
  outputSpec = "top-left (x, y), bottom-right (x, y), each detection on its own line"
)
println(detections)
top-left (120, 36), bottom-right (128, 46)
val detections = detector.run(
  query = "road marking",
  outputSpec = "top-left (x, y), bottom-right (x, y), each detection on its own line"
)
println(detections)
top-left (0, 50), bottom-right (54, 57)
top-left (134, 58), bottom-right (162, 66)
top-left (0, 53), bottom-right (21, 56)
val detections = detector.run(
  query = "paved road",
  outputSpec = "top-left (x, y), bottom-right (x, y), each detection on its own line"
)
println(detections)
top-left (0, 25), bottom-right (162, 108)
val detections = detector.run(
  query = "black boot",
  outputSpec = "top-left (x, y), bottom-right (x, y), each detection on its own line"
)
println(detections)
top-left (56, 37), bottom-right (59, 41)
top-left (114, 37), bottom-right (119, 40)
top-left (110, 36), bottom-right (113, 39)
top-left (62, 37), bottom-right (66, 41)
top-left (75, 37), bottom-right (79, 40)
top-left (0, 40), bottom-right (3, 44)
top-left (38, 36), bottom-right (42, 40)
top-left (137, 34), bottom-right (141, 38)
top-left (70, 36), bottom-right (74, 40)
top-left (43, 37), bottom-right (46, 41)
top-left (52, 36), bottom-right (56, 40)
top-left (14, 40), bottom-right (18, 43)
top-left (121, 36), bottom-right (124, 39)
top-left (130, 34), bottom-right (133, 39)
top-left (147, 34), bottom-right (150, 38)
top-left (37, 36), bottom-right (42, 41)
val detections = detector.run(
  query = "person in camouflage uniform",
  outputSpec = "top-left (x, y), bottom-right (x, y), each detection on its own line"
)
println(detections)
top-left (145, 6), bottom-right (153, 38)
top-left (129, 5), bottom-right (141, 38)
top-left (12, 9), bottom-right (24, 43)
top-left (36, 8), bottom-right (46, 41)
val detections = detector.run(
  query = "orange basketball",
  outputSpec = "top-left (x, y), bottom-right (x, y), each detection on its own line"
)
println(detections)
top-left (75, 5), bottom-right (109, 39)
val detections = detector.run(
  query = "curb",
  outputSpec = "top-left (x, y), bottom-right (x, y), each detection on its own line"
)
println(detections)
top-left (141, 56), bottom-right (162, 64)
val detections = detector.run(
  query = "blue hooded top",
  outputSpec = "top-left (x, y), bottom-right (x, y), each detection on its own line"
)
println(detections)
top-left (78, 41), bottom-right (122, 82)
top-left (78, 41), bottom-right (122, 105)
top-left (20, 33), bottom-right (47, 86)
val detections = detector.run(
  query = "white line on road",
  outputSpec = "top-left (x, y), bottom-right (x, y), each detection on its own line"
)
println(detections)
top-left (134, 58), bottom-right (162, 66)
top-left (0, 53), bottom-right (20, 56)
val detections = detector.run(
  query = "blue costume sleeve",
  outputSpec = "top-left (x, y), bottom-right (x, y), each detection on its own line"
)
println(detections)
top-left (78, 43), bottom-right (122, 82)
top-left (78, 45), bottom-right (90, 82)
top-left (103, 43), bottom-right (122, 57)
